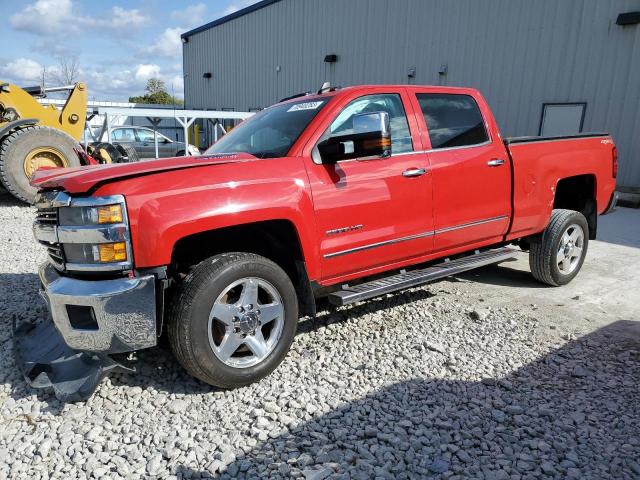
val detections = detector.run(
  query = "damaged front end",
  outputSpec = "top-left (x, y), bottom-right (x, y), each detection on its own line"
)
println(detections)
top-left (15, 191), bottom-right (160, 401)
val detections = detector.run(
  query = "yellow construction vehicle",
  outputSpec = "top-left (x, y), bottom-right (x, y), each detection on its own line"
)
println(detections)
top-left (0, 81), bottom-right (136, 204)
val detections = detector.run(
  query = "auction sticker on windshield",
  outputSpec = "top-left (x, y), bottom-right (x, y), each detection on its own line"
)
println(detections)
top-left (287, 101), bottom-right (324, 112)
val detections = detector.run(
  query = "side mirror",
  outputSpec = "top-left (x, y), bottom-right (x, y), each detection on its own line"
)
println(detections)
top-left (162, 138), bottom-right (172, 144)
top-left (318, 111), bottom-right (391, 163)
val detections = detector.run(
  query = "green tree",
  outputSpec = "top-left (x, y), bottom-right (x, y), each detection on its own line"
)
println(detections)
top-left (129, 78), bottom-right (183, 105)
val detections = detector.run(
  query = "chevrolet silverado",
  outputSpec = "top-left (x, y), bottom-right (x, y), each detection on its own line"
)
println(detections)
top-left (19, 84), bottom-right (618, 400)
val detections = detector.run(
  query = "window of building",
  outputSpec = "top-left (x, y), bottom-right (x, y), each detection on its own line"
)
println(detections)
top-left (539, 103), bottom-right (586, 136)
top-left (416, 93), bottom-right (489, 149)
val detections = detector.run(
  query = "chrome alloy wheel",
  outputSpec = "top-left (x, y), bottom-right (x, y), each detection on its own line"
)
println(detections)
top-left (556, 224), bottom-right (585, 275)
top-left (207, 277), bottom-right (285, 368)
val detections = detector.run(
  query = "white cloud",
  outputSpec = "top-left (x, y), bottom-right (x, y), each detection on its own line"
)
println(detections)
top-left (10, 0), bottom-right (75, 34)
top-left (135, 64), bottom-right (162, 82)
top-left (148, 27), bottom-right (184, 58)
top-left (0, 58), bottom-right (44, 84)
top-left (171, 3), bottom-right (207, 28)
top-left (10, 0), bottom-right (150, 35)
top-left (104, 6), bottom-right (150, 28)
top-left (222, 0), bottom-right (258, 16)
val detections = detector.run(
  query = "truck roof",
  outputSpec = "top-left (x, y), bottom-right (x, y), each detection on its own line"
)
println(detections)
top-left (276, 84), bottom-right (481, 106)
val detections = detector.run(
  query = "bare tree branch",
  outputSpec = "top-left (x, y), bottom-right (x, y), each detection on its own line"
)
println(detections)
top-left (51, 55), bottom-right (80, 86)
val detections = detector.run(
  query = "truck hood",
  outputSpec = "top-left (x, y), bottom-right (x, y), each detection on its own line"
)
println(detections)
top-left (31, 153), bottom-right (259, 194)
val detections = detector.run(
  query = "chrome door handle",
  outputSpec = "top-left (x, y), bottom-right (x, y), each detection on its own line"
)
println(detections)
top-left (402, 167), bottom-right (427, 177)
top-left (487, 159), bottom-right (505, 167)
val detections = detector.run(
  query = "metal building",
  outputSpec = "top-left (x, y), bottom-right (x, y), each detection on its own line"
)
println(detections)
top-left (182, 0), bottom-right (640, 191)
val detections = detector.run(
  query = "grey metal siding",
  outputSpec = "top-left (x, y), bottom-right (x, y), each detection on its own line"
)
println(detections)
top-left (184, 0), bottom-right (640, 189)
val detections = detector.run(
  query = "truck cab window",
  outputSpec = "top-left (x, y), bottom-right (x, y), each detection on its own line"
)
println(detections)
top-left (324, 94), bottom-right (413, 155)
top-left (417, 94), bottom-right (489, 149)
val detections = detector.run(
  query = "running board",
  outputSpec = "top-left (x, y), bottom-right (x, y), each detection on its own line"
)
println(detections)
top-left (328, 247), bottom-right (517, 306)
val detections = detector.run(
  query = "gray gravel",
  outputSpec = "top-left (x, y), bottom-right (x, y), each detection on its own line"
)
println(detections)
top-left (0, 192), bottom-right (639, 479)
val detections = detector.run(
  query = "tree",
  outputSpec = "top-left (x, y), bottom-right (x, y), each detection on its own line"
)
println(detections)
top-left (51, 55), bottom-right (80, 86)
top-left (129, 78), bottom-right (183, 105)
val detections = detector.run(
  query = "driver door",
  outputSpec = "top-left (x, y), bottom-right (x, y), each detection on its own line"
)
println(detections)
top-left (305, 90), bottom-right (434, 282)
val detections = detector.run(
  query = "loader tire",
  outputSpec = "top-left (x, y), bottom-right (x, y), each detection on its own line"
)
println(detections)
top-left (0, 126), bottom-right (81, 204)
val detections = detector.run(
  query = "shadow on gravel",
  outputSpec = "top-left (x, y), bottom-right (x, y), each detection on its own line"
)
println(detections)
top-left (0, 192), bottom-right (29, 208)
top-left (187, 320), bottom-right (640, 479)
top-left (453, 259), bottom-right (549, 289)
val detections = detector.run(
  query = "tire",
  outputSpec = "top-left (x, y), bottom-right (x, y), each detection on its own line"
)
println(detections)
top-left (176, 150), bottom-right (185, 157)
top-left (115, 144), bottom-right (139, 163)
top-left (167, 252), bottom-right (299, 388)
top-left (529, 209), bottom-right (589, 286)
top-left (0, 126), bottom-right (81, 204)
top-left (90, 142), bottom-right (124, 164)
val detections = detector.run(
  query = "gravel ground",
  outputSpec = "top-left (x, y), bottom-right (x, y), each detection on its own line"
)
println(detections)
top-left (0, 192), bottom-right (639, 479)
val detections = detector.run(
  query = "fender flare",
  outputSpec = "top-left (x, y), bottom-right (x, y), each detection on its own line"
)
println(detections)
top-left (0, 118), bottom-right (39, 141)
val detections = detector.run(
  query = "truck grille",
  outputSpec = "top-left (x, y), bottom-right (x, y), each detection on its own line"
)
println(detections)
top-left (35, 205), bottom-right (65, 269)
top-left (36, 207), bottom-right (58, 225)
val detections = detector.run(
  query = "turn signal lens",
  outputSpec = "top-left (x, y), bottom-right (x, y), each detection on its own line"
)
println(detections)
top-left (95, 242), bottom-right (127, 263)
top-left (97, 205), bottom-right (123, 224)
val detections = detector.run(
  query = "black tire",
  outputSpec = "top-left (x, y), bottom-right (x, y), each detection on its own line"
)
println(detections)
top-left (90, 142), bottom-right (124, 164)
top-left (176, 150), bottom-right (185, 157)
top-left (529, 209), bottom-right (589, 286)
top-left (0, 126), bottom-right (81, 204)
top-left (115, 144), bottom-right (140, 163)
top-left (167, 252), bottom-right (299, 388)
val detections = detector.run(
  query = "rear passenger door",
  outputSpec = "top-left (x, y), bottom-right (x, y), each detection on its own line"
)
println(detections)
top-left (411, 90), bottom-right (511, 252)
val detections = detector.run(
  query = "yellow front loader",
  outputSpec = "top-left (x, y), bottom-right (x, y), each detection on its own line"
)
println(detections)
top-left (0, 81), bottom-right (136, 204)
top-left (0, 82), bottom-right (90, 203)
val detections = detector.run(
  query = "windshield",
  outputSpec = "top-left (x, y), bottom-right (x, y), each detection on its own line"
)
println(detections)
top-left (205, 98), bottom-right (331, 158)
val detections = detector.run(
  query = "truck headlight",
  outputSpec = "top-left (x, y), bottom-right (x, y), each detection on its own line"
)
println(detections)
top-left (33, 193), bottom-right (133, 272)
top-left (59, 204), bottom-right (123, 225)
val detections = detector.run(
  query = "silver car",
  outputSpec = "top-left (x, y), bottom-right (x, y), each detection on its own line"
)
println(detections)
top-left (109, 126), bottom-right (200, 158)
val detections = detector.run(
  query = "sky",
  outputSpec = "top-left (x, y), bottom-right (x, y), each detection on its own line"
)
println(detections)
top-left (0, 0), bottom-right (259, 101)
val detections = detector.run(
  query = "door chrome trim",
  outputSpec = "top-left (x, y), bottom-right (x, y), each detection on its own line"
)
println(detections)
top-left (322, 215), bottom-right (509, 259)
top-left (323, 231), bottom-right (434, 259)
top-left (434, 215), bottom-right (509, 235)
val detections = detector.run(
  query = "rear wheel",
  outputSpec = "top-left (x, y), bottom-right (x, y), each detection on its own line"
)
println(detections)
top-left (167, 253), bottom-right (299, 388)
top-left (0, 126), bottom-right (81, 204)
top-left (529, 209), bottom-right (589, 286)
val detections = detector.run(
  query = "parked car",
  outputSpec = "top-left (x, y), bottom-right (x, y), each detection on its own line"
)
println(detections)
top-left (108, 126), bottom-right (199, 158)
top-left (24, 84), bottom-right (618, 400)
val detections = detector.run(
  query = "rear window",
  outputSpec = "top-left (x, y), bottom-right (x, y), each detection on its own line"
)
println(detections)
top-left (417, 94), bottom-right (489, 149)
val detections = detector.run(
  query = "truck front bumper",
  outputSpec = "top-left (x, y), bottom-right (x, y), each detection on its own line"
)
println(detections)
top-left (13, 263), bottom-right (158, 401)
top-left (38, 263), bottom-right (157, 353)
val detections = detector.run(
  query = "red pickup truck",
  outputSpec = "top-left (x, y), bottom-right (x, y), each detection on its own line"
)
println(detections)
top-left (21, 84), bottom-right (618, 399)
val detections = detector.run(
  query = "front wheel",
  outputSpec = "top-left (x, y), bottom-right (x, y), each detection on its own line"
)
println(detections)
top-left (167, 253), bottom-right (299, 388)
top-left (529, 209), bottom-right (589, 286)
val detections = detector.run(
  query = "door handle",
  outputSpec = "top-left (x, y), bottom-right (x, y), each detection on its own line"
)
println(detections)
top-left (402, 167), bottom-right (427, 177)
top-left (487, 159), bottom-right (505, 167)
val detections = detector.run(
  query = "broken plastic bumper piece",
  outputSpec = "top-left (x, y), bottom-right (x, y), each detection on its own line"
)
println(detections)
top-left (14, 262), bottom-right (158, 400)
top-left (14, 318), bottom-right (131, 401)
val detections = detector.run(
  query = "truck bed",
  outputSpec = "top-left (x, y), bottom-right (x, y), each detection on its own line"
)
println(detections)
top-left (504, 132), bottom-right (616, 241)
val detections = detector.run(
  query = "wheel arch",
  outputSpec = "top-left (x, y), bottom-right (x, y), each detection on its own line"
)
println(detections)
top-left (553, 174), bottom-right (597, 239)
top-left (170, 219), bottom-right (316, 316)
